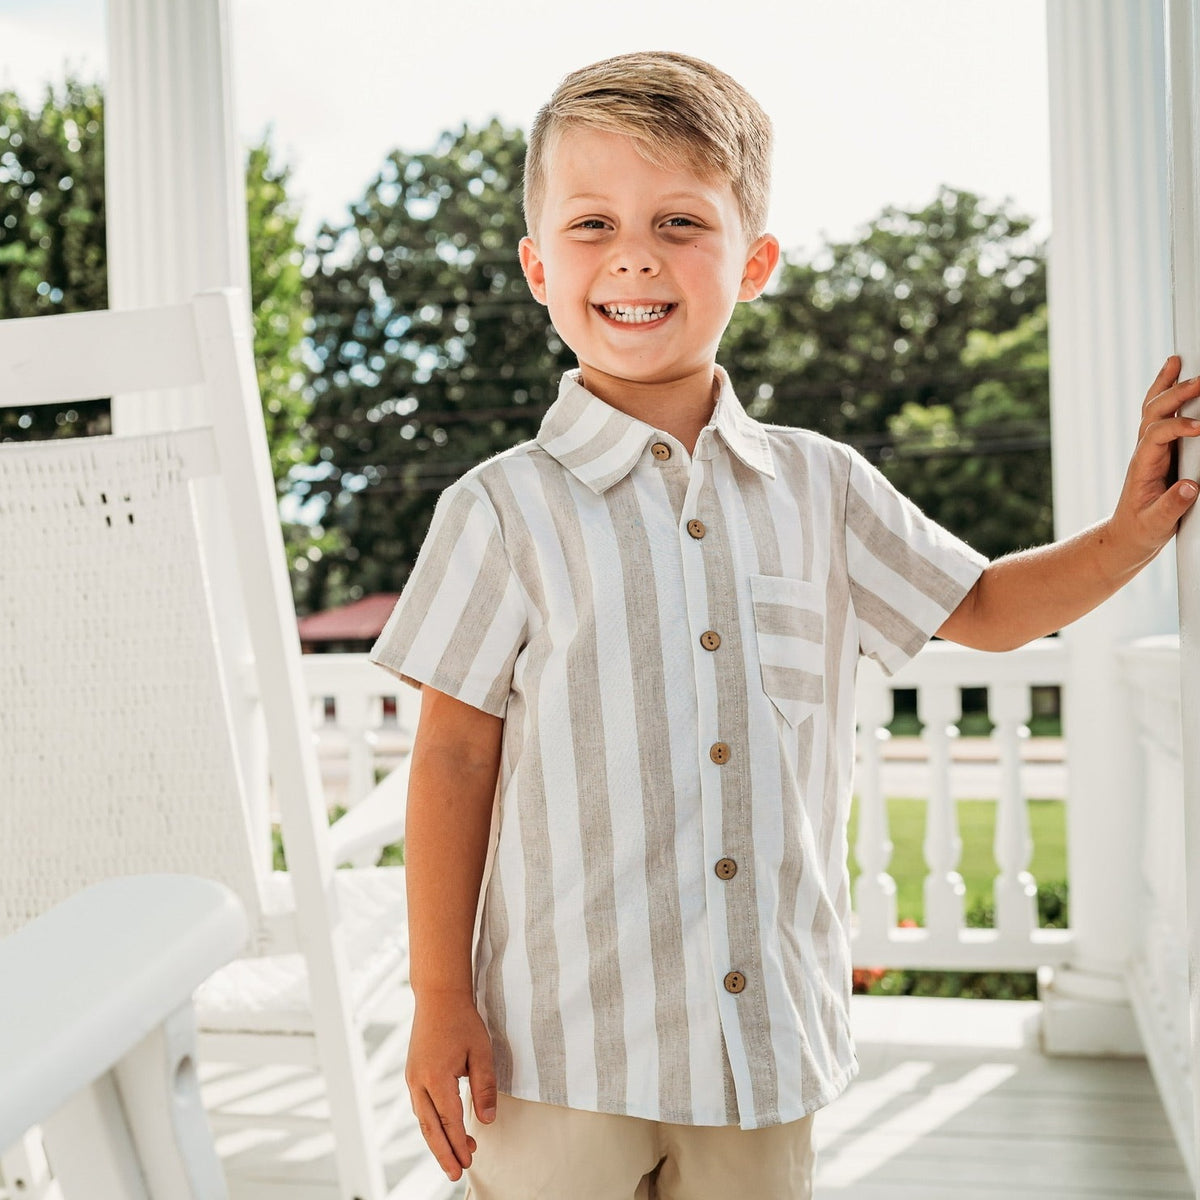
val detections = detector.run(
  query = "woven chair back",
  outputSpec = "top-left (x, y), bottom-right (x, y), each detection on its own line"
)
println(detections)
top-left (0, 431), bottom-right (264, 939)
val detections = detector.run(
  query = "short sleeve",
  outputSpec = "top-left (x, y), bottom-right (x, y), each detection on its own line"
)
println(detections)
top-left (843, 446), bottom-right (987, 675)
top-left (370, 482), bottom-right (528, 717)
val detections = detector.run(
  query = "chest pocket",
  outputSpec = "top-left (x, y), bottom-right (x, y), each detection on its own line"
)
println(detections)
top-left (749, 574), bottom-right (825, 727)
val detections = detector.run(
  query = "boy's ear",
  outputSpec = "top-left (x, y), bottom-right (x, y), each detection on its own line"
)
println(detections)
top-left (738, 233), bottom-right (781, 302)
top-left (519, 237), bottom-right (548, 305)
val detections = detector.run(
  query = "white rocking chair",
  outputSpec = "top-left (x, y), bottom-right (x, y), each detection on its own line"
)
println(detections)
top-left (0, 292), bottom-right (441, 1200)
top-left (0, 875), bottom-right (248, 1200)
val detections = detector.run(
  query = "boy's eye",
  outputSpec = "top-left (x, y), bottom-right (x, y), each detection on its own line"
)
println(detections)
top-left (663, 216), bottom-right (698, 228)
top-left (574, 218), bottom-right (610, 230)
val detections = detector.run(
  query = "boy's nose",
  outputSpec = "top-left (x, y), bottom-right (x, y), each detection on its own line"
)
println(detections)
top-left (609, 239), bottom-right (660, 275)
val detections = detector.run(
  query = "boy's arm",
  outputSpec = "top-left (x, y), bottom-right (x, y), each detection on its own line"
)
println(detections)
top-left (938, 359), bottom-right (1200, 651)
top-left (404, 684), bottom-right (502, 1182)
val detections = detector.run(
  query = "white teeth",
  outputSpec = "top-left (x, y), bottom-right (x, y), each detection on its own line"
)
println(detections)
top-left (601, 303), bottom-right (671, 324)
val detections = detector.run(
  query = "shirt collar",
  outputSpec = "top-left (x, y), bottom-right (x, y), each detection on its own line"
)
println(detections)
top-left (535, 367), bottom-right (775, 495)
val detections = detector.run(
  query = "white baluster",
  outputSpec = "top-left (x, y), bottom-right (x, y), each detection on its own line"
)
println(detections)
top-left (855, 668), bottom-right (898, 936)
top-left (992, 682), bottom-right (1037, 939)
top-left (921, 682), bottom-right (965, 938)
top-left (338, 688), bottom-right (376, 811)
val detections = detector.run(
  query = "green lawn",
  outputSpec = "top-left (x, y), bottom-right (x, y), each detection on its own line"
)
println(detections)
top-left (846, 797), bottom-right (1067, 925)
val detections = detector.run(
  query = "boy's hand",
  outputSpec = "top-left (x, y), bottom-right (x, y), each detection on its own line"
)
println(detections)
top-left (1108, 356), bottom-right (1200, 567)
top-left (406, 992), bottom-right (497, 1181)
top-left (939, 356), bottom-right (1200, 652)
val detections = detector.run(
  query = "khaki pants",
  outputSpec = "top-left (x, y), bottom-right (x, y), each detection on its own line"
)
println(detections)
top-left (464, 1094), bottom-right (816, 1200)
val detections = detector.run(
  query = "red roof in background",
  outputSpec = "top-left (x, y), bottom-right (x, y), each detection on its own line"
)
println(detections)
top-left (297, 593), bottom-right (401, 643)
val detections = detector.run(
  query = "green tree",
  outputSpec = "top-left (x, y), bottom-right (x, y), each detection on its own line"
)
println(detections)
top-left (0, 79), bottom-right (107, 438)
top-left (302, 119), bottom-right (571, 610)
top-left (881, 306), bottom-right (1052, 559)
top-left (723, 186), bottom-right (1046, 451)
top-left (0, 79), bottom-right (314, 494)
top-left (244, 137), bottom-right (315, 486)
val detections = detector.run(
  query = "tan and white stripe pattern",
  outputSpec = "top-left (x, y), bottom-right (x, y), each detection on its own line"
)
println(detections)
top-left (373, 368), bottom-right (986, 1129)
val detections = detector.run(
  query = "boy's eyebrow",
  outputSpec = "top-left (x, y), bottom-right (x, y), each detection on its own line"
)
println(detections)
top-left (561, 190), bottom-right (720, 207)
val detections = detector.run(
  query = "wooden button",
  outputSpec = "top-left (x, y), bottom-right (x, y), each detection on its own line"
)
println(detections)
top-left (724, 971), bottom-right (746, 994)
top-left (715, 857), bottom-right (738, 880)
top-left (709, 742), bottom-right (731, 765)
top-left (686, 519), bottom-right (706, 539)
top-left (700, 630), bottom-right (721, 651)
top-left (651, 441), bottom-right (672, 461)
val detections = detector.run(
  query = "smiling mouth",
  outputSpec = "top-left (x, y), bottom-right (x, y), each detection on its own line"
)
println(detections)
top-left (595, 302), bottom-right (676, 325)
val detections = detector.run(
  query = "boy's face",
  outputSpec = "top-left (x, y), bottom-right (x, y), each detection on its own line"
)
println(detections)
top-left (519, 127), bottom-right (778, 400)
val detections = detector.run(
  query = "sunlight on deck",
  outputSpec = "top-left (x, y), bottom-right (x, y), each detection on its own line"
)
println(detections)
top-left (813, 997), bottom-right (1191, 1198)
top-left (181, 997), bottom-right (1196, 1199)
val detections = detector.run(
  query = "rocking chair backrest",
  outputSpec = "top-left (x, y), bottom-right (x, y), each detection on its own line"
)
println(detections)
top-left (0, 290), bottom-right (334, 951)
top-left (0, 429), bottom-right (265, 939)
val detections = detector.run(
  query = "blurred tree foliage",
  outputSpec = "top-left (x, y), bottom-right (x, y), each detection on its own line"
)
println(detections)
top-left (301, 119), bottom-right (572, 609)
top-left (724, 186), bottom-right (1045, 440)
top-left (0, 80), bottom-right (108, 437)
top-left (243, 139), bottom-right (316, 486)
top-left (881, 306), bottom-right (1052, 559)
top-left (724, 186), bottom-right (1050, 559)
top-left (0, 79), bottom-right (314, 493)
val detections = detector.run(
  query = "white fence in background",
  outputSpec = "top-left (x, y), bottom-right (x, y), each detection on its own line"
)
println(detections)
top-left (301, 640), bottom-right (1074, 976)
top-left (854, 639), bottom-right (1072, 971)
top-left (299, 654), bottom-right (420, 813)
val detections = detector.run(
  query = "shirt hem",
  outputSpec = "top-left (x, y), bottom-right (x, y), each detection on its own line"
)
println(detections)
top-left (496, 1056), bottom-right (860, 1130)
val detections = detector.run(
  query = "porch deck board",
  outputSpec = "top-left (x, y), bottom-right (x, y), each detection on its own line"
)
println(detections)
top-left (43, 996), bottom-right (1172, 1200)
top-left (814, 997), bottom-right (1191, 1198)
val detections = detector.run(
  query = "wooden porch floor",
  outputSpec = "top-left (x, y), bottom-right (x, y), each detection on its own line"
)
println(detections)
top-left (185, 996), bottom-right (1194, 1200)
top-left (813, 997), bottom-right (1190, 1199)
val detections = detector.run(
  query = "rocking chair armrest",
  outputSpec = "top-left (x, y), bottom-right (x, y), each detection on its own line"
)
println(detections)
top-left (0, 875), bottom-right (247, 1149)
top-left (327, 759), bottom-right (409, 867)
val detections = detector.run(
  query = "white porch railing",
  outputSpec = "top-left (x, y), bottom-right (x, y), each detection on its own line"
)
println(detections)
top-left (301, 640), bottom-right (1074, 975)
top-left (1121, 635), bottom-right (1194, 1182)
top-left (853, 638), bottom-right (1073, 971)
top-left (301, 653), bottom-right (420, 813)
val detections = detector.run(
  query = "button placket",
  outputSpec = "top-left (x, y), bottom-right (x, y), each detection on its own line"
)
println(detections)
top-left (678, 466), bottom-right (750, 1021)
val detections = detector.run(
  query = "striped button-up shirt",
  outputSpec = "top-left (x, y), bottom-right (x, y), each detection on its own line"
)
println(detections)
top-left (372, 368), bottom-right (986, 1129)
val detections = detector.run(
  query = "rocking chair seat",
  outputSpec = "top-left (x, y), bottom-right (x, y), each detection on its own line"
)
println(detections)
top-left (193, 867), bottom-right (409, 1034)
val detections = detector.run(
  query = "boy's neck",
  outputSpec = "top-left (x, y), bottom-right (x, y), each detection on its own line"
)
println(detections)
top-left (576, 363), bottom-right (719, 455)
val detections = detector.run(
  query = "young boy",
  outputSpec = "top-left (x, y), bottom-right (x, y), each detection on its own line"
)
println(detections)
top-left (371, 51), bottom-right (1200, 1199)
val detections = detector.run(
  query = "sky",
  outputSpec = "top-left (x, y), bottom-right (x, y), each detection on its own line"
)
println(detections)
top-left (0, 0), bottom-right (1051, 256)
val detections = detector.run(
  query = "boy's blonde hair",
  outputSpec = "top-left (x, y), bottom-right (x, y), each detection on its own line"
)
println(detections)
top-left (523, 51), bottom-right (773, 241)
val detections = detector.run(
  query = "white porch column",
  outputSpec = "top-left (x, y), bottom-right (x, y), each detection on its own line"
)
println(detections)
top-left (1166, 0), bottom-right (1200, 1172)
top-left (105, 0), bottom-right (252, 378)
top-left (104, 0), bottom-right (268, 860)
top-left (1042, 0), bottom-right (1174, 1054)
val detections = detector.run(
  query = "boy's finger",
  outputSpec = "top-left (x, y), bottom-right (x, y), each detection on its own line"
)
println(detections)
top-left (430, 1080), bottom-right (476, 1171)
top-left (1136, 416), bottom-right (1200, 457)
top-left (1144, 478), bottom-right (1200, 537)
top-left (469, 1046), bottom-right (499, 1123)
top-left (412, 1087), bottom-right (469, 1181)
top-left (1144, 355), bottom-right (1183, 407)
top-left (1142, 375), bottom-right (1200, 428)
